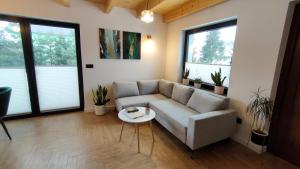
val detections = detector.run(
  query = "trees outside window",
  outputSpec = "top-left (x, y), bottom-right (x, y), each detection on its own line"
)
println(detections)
top-left (201, 30), bottom-right (227, 64)
top-left (0, 21), bottom-right (24, 67)
top-left (184, 20), bottom-right (237, 87)
top-left (0, 22), bottom-right (77, 67)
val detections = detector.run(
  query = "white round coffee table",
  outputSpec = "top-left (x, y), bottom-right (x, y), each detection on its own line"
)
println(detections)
top-left (118, 107), bottom-right (156, 153)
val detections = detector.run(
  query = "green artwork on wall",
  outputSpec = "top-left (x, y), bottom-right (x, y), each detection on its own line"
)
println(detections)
top-left (99, 28), bottom-right (120, 59)
top-left (122, 31), bottom-right (141, 60)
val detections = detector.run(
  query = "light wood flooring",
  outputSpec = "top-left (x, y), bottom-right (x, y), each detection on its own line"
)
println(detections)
top-left (0, 111), bottom-right (299, 169)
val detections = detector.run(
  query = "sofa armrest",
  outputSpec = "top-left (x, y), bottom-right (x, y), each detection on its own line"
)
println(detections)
top-left (186, 109), bottom-right (236, 150)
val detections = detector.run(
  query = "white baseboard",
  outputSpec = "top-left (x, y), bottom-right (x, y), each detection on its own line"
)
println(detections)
top-left (105, 105), bottom-right (116, 112)
top-left (231, 135), bottom-right (266, 154)
top-left (84, 105), bottom-right (115, 113)
top-left (84, 108), bottom-right (94, 113)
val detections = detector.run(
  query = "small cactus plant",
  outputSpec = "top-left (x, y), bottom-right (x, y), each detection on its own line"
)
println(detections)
top-left (183, 68), bottom-right (190, 79)
top-left (194, 78), bottom-right (202, 84)
top-left (211, 68), bottom-right (226, 86)
top-left (92, 85), bottom-right (110, 106)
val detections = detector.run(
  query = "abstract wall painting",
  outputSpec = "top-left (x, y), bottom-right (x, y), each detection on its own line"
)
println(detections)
top-left (122, 31), bottom-right (141, 60)
top-left (99, 28), bottom-right (121, 59)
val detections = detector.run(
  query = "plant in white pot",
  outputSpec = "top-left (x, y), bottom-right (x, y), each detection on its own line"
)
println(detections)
top-left (194, 78), bottom-right (202, 88)
top-left (246, 88), bottom-right (273, 148)
top-left (211, 68), bottom-right (226, 95)
top-left (182, 68), bottom-right (190, 85)
top-left (92, 85), bottom-right (110, 116)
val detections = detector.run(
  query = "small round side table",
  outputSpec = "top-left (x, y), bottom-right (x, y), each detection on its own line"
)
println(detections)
top-left (118, 107), bottom-right (156, 153)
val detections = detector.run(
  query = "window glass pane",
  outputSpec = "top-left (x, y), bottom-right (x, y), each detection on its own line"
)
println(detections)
top-left (30, 24), bottom-right (80, 111)
top-left (0, 20), bottom-right (32, 114)
top-left (185, 25), bottom-right (237, 87)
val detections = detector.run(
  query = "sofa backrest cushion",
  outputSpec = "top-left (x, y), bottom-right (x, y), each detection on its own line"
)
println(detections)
top-left (171, 84), bottom-right (194, 105)
top-left (137, 80), bottom-right (158, 95)
top-left (187, 90), bottom-right (229, 113)
top-left (112, 81), bottom-right (139, 99)
top-left (158, 79), bottom-right (174, 98)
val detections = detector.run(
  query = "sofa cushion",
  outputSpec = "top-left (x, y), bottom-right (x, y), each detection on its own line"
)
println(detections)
top-left (158, 79), bottom-right (174, 98)
top-left (115, 94), bottom-right (168, 112)
top-left (187, 90), bottom-right (228, 113)
top-left (112, 81), bottom-right (139, 99)
top-left (149, 99), bottom-right (199, 143)
top-left (137, 80), bottom-right (158, 95)
top-left (171, 84), bottom-right (194, 105)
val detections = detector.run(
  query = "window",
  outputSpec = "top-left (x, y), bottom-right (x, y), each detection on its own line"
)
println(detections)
top-left (184, 20), bottom-right (237, 87)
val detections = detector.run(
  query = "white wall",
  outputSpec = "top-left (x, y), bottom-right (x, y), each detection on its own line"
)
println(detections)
top-left (164, 0), bottom-right (291, 152)
top-left (0, 0), bottom-right (167, 111)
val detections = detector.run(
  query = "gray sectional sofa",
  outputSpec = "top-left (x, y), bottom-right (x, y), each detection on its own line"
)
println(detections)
top-left (112, 79), bottom-right (236, 150)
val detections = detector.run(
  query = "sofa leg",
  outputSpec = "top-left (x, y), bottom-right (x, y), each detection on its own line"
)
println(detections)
top-left (185, 145), bottom-right (190, 151)
top-left (186, 145), bottom-right (195, 159)
top-left (224, 138), bottom-right (231, 144)
top-left (190, 150), bottom-right (194, 159)
top-left (185, 146), bottom-right (195, 159)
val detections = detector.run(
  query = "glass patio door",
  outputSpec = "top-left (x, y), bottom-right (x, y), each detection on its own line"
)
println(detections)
top-left (0, 20), bottom-right (32, 115)
top-left (0, 14), bottom-right (83, 118)
top-left (30, 24), bottom-right (81, 112)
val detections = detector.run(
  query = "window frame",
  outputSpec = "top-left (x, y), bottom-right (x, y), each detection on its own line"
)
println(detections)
top-left (182, 19), bottom-right (237, 94)
top-left (0, 14), bottom-right (84, 120)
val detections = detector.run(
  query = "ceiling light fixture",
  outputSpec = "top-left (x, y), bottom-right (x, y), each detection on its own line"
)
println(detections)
top-left (140, 0), bottom-right (154, 23)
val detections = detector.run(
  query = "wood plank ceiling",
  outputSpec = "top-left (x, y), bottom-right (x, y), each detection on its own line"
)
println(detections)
top-left (59, 0), bottom-right (227, 23)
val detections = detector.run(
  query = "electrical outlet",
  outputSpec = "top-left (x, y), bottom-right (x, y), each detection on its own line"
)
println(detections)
top-left (86, 64), bottom-right (94, 68)
top-left (236, 117), bottom-right (242, 124)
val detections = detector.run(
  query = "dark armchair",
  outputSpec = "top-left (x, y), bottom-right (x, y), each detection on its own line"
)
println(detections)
top-left (0, 87), bottom-right (12, 140)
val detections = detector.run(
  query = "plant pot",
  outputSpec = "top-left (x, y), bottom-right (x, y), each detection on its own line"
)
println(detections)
top-left (214, 86), bottom-right (224, 95)
top-left (182, 78), bottom-right (189, 85)
top-left (251, 130), bottom-right (268, 146)
top-left (194, 83), bottom-right (202, 88)
top-left (94, 105), bottom-right (106, 116)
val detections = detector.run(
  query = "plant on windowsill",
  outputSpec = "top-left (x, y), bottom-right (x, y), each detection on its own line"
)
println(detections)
top-left (92, 85), bottom-right (110, 116)
top-left (211, 68), bottom-right (226, 95)
top-left (194, 78), bottom-right (202, 88)
top-left (182, 68), bottom-right (190, 85)
top-left (246, 88), bottom-right (273, 147)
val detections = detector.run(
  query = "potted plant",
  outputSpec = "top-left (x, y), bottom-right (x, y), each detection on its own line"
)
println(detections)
top-left (182, 68), bottom-right (190, 85)
top-left (211, 68), bottom-right (226, 95)
top-left (92, 85), bottom-right (110, 115)
top-left (194, 78), bottom-right (202, 88)
top-left (246, 88), bottom-right (273, 147)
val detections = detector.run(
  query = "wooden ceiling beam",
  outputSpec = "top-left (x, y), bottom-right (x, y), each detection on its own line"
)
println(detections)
top-left (163, 0), bottom-right (227, 23)
top-left (104, 0), bottom-right (117, 13)
top-left (135, 0), bottom-right (165, 17)
top-left (56, 0), bottom-right (71, 7)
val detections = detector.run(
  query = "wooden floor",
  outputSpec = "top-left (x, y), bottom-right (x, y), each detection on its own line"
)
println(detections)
top-left (0, 111), bottom-right (299, 169)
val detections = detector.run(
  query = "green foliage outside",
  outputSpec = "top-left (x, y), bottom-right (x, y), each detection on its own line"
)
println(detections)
top-left (32, 31), bottom-right (77, 66)
top-left (0, 23), bottom-right (77, 67)
top-left (190, 30), bottom-right (231, 64)
top-left (201, 30), bottom-right (228, 64)
top-left (0, 24), bottom-right (25, 67)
